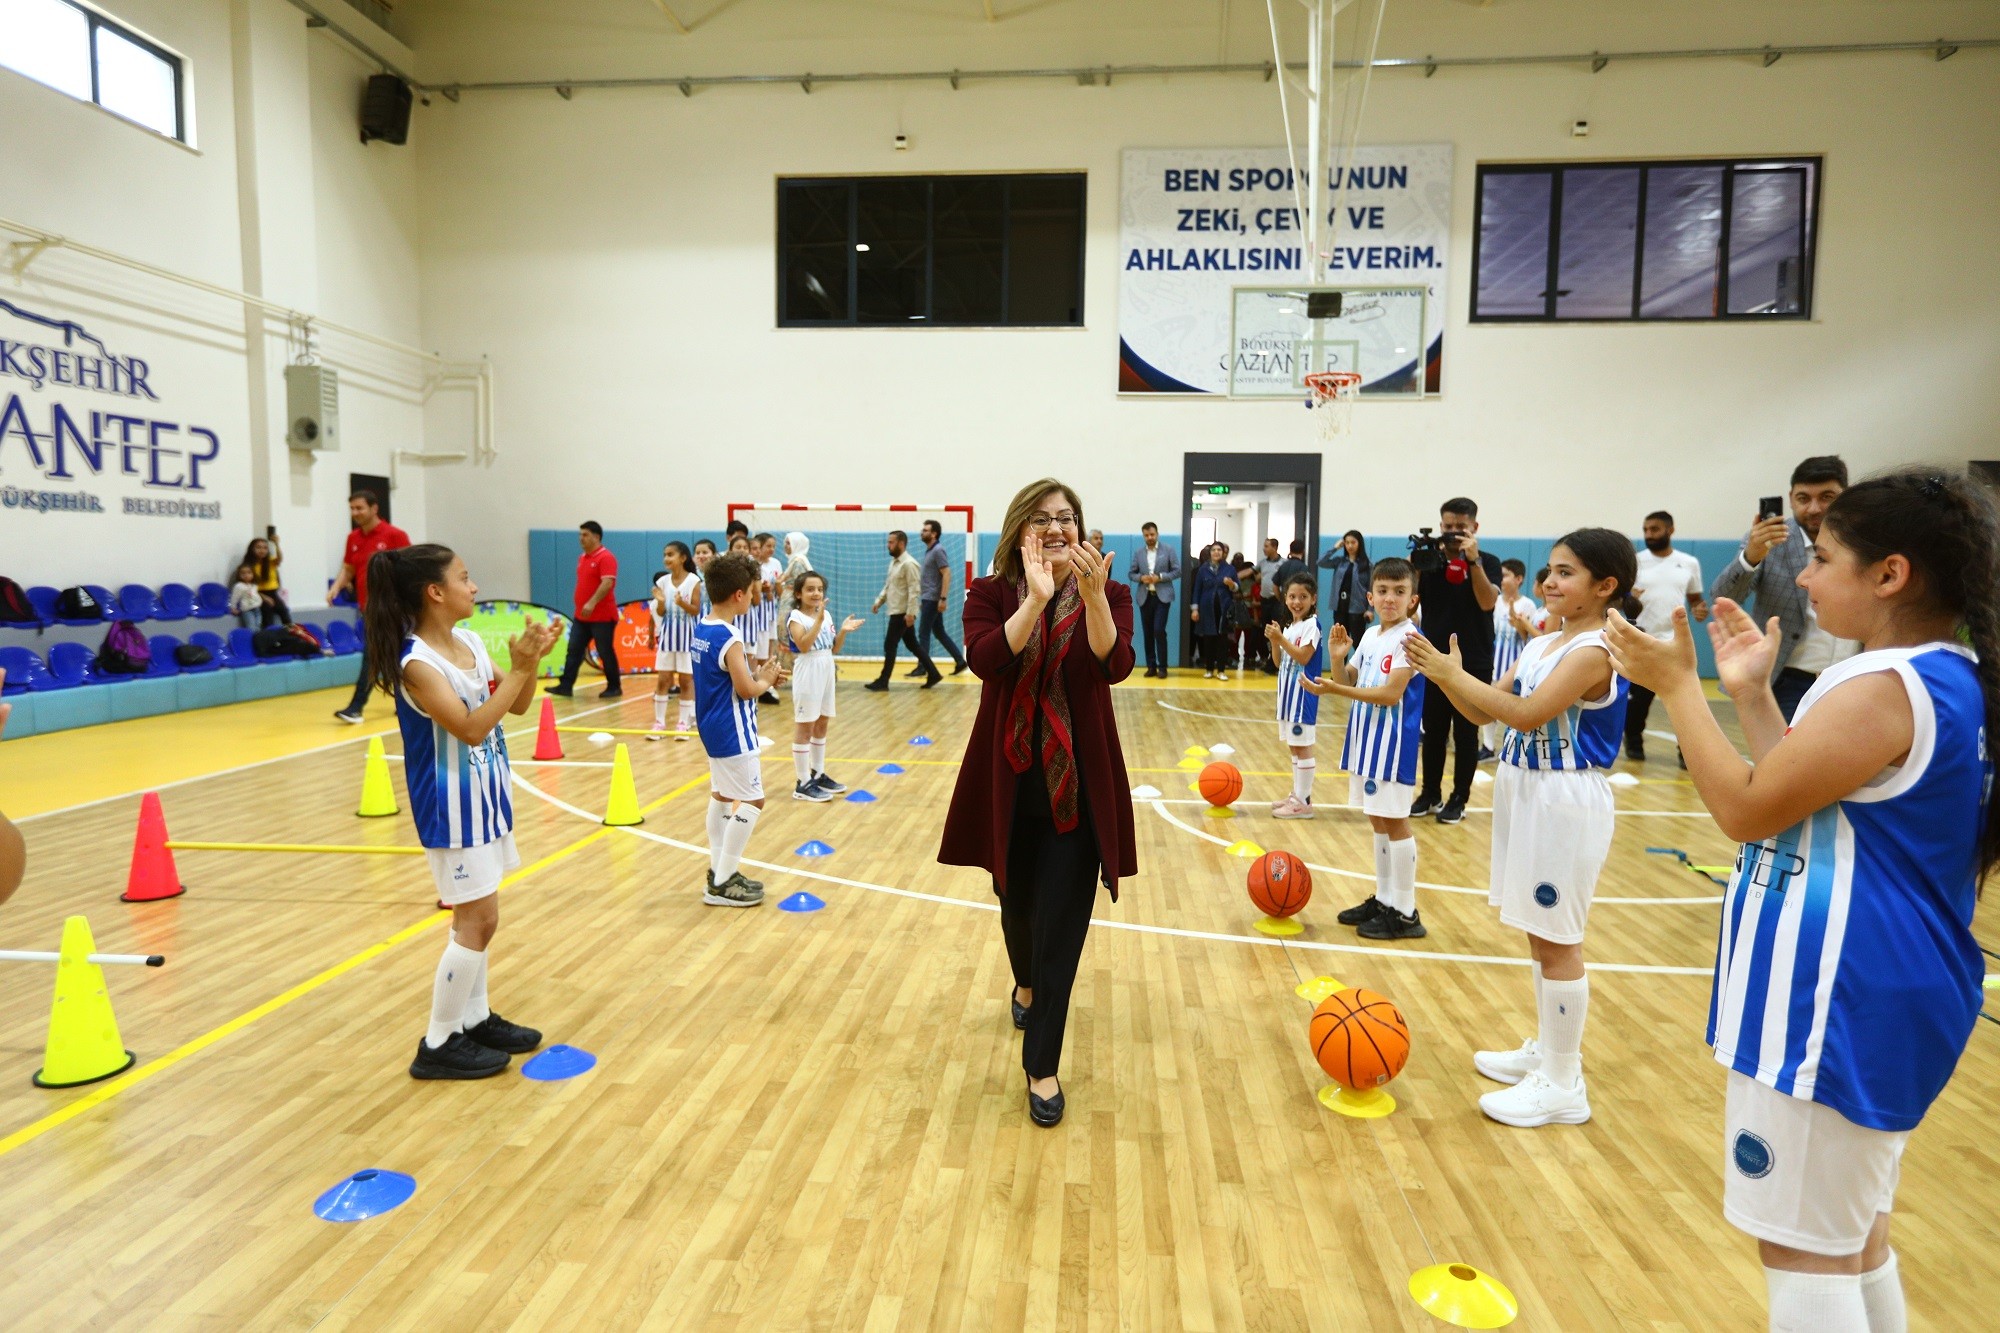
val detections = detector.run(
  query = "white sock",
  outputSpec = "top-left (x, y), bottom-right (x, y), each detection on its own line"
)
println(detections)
top-left (461, 943), bottom-right (490, 1029)
top-left (1765, 1268), bottom-right (1869, 1332)
top-left (1531, 961), bottom-right (1546, 1035)
top-left (1538, 975), bottom-right (1589, 1088)
top-left (426, 940), bottom-right (484, 1048)
top-left (793, 744), bottom-right (812, 786)
top-left (716, 804), bottom-right (761, 880)
top-left (678, 699), bottom-right (694, 732)
top-left (1372, 833), bottom-right (1390, 903)
top-left (1859, 1251), bottom-right (1905, 1333)
top-left (1292, 758), bottom-right (1315, 803)
top-left (653, 695), bottom-right (668, 727)
top-left (810, 737), bottom-right (826, 777)
top-left (706, 800), bottom-right (730, 876)
top-left (1384, 838), bottom-right (1418, 915)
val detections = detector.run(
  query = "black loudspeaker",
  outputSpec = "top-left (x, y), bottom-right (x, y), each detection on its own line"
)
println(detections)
top-left (360, 74), bottom-right (412, 145)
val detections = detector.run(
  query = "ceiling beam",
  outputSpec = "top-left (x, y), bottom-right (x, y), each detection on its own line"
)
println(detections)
top-left (650, 1), bottom-right (691, 34)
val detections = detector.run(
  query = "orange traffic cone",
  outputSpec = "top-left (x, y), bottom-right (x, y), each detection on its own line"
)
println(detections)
top-left (121, 792), bottom-right (184, 903)
top-left (533, 696), bottom-right (563, 761)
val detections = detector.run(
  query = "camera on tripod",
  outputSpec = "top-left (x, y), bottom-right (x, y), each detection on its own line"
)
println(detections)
top-left (1407, 526), bottom-right (1459, 574)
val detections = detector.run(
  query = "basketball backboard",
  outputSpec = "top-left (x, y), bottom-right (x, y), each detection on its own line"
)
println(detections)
top-left (1227, 285), bottom-right (1428, 399)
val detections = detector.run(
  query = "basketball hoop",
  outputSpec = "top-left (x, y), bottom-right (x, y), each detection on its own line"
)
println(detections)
top-left (1304, 371), bottom-right (1363, 440)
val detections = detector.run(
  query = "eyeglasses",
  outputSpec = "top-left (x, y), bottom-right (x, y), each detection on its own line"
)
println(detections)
top-left (1025, 513), bottom-right (1079, 534)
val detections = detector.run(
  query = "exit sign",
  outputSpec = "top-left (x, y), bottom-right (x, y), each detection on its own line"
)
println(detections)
top-left (1206, 485), bottom-right (1232, 495)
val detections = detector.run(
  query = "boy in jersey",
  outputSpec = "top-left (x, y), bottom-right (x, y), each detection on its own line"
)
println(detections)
top-left (1264, 574), bottom-right (1325, 818)
top-left (691, 552), bottom-right (787, 906)
top-left (1307, 558), bottom-right (1428, 939)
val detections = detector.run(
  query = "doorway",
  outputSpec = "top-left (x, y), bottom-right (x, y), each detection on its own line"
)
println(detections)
top-left (1179, 453), bottom-right (1321, 670)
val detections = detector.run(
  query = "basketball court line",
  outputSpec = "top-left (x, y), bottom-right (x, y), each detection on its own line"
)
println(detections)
top-left (1149, 796), bottom-right (1713, 819)
top-left (506, 772), bottom-right (1714, 976)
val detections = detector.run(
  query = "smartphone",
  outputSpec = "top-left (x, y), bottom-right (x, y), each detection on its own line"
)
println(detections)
top-left (1757, 496), bottom-right (1784, 521)
top-left (266, 524), bottom-right (277, 539)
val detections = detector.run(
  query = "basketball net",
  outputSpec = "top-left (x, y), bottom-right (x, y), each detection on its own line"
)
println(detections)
top-left (1304, 371), bottom-right (1362, 440)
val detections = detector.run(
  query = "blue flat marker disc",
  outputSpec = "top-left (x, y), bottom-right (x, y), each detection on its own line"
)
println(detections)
top-left (521, 1044), bottom-right (597, 1082)
top-left (908, 736), bottom-right (934, 746)
top-left (779, 892), bottom-right (825, 913)
top-left (875, 763), bottom-right (906, 775)
top-left (795, 840), bottom-right (836, 857)
top-left (845, 790), bottom-right (877, 803)
top-left (314, 1169), bottom-right (416, 1222)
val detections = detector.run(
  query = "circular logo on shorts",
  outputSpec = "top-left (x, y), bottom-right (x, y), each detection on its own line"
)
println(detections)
top-left (1733, 1130), bottom-right (1775, 1179)
top-left (1291, 723), bottom-right (1303, 736)
top-left (1364, 779), bottom-right (1378, 795)
top-left (1534, 882), bottom-right (1559, 908)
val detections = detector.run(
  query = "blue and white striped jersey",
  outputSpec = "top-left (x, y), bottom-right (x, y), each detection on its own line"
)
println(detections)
top-left (654, 573), bottom-right (699, 653)
top-left (1709, 644), bottom-right (1989, 1132)
top-left (1493, 594), bottom-right (1533, 679)
top-left (691, 619), bottom-right (759, 758)
top-left (395, 629), bottom-right (514, 849)
top-left (1340, 620), bottom-right (1424, 785)
top-left (1497, 629), bottom-right (1628, 771)
top-left (788, 608), bottom-right (835, 656)
top-left (1277, 617), bottom-right (1323, 728)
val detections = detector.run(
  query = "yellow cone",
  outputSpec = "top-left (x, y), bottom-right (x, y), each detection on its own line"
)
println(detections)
top-left (1176, 757), bottom-right (1204, 771)
top-left (1182, 746), bottom-right (1210, 758)
top-left (33, 916), bottom-right (137, 1089)
top-left (603, 743), bottom-right (643, 826)
top-left (357, 735), bottom-right (399, 818)
top-left (1407, 1263), bottom-right (1518, 1328)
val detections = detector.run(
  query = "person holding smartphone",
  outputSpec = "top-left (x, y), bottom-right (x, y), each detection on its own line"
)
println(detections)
top-left (1711, 456), bottom-right (1858, 720)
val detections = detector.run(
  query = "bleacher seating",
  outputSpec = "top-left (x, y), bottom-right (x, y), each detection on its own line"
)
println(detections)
top-left (26, 586), bottom-right (58, 627)
top-left (156, 584), bottom-right (196, 620)
top-left (83, 586), bottom-right (117, 619)
top-left (193, 583), bottom-right (230, 619)
top-left (326, 620), bottom-right (361, 655)
top-left (49, 642), bottom-right (106, 687)
top-left (117, 584), bottom-right (158, 622)
top-left (226, 627), bottom-right (260, 667)
top-left (145, 635), bottom-right (181, 679)
top-left (0, 646), bottom-right (50, 692)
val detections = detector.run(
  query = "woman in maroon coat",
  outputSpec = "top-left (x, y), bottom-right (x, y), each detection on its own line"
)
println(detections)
top-left (939, 478), bottom-right (1137, 1128)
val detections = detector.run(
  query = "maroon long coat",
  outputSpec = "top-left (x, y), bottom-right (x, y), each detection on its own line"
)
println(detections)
top-left (937, 574), bottom-right (1138, 899)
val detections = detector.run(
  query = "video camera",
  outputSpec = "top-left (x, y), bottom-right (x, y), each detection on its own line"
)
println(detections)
top-left (1407, 526), bottom-right (1462, 575)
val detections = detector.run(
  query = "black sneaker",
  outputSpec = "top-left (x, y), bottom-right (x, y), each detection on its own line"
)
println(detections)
top-left (334, 709), bottom-right (364, 725)
top-left (905, 667), bottom-right (927, 678)
top-left (864, 679), bottom-right (889, 692)
top-left (409, 1031), bottom-right (509, 1080)
top-left (599, 688), bottom-right (623, 699)
top-left (1336, 895), bottom-right (1389, 927)
top-left (545, 686), bottom-right (574, 698)
top-left (703, 871), bottom-right (764, 907)
top-left (1624, 741), bottom-right (1646, 763)
top-left (811, 771), bottom-right (847, 795)
top-left (953, 662), bottom-right (969, 675)
top-left (758, 691), bottom-right (781, 705)
top-left (793, 779), bottom-right (833, 803)
top-left (1437, 797), bottom-right (1467, 825)
top-left (1357, 907), bottom-right (1428, 940)
top-left (921, 672), bottom-right (943, 688)
top-left (1477, 746), bottom-right (1495, 762)
top-left (1410, 792), bottom-right (1440, 819)
top-left (462, 1012), bottom-right (542, 1054)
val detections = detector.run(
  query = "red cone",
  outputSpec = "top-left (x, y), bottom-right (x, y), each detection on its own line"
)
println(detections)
top-left (533, 695), bottom-right (563, 761)
top-left (122, 792), bottom-right (185, 902)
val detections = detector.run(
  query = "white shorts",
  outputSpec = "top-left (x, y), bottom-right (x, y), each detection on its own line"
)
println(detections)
top-left (426, 832), bottom-right (520, 906)
top-left (654, 648), bottom-right (690, 675)
top-left (754, 629), bottom-right (775, 659)
top-left (1723, 1071), bottom-right (1906, 1255)
top-left (708, 752), bottom-right (765, 803)
top-left (1349, 774), bottom-right (1415, 819)
top-left (1488, 763), bottom-right (1614, 945)
top-left (792, 654), bottom-right (837, 723)
top-left (1278, 721), bottom-right (1317, 749)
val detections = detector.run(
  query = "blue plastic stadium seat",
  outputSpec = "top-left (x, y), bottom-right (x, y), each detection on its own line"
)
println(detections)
top-left (327, 578), bottom-right (356, 608)
top-left (0, 646), bottom-right (52, 692)
top-left (48, 641), bottom-right (102, 687)
top-left (298, 623), bottom-right (328, 651)
top-left (182, 632), bottom-right (227, 673)
top-left (156, 583), bottom-right (196, 620)
top-left (26, 586), bottom-right (58, 627)
top-left (226, 627), bottom-right (261, 667)
top-left (117, 584), bottom-right (158, 622)
top-left (326, 620), bottom-right (361, 656)
top-left (53, 586), bottom-right (110, 627)
top-left (82, 586), bottom-right (117, 620)
top-left (193, 582), bottom-right (231, 619)
top-left (144, 634), bottom-right (181, 678)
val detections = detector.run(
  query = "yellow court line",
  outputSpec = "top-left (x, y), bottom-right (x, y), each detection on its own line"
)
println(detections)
top-left (0, 775), bottom-right (709, 1162)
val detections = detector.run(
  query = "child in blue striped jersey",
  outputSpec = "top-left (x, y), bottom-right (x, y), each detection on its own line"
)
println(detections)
top-left (1264, 575), bottom-right (1325, 818)
top-left (363, 544), bottom-right (562, 1081)
top-left (692, 551), bottom-right (788, 907)
top-left (1304, 558), bottom-right (1427, 940)
top-left (649, 542), bottom-right (702, 740)
top-left (1405, 529), bottom-right (1635, 1130)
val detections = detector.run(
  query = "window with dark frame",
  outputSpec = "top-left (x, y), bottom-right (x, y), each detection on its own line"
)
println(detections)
top-left (1471, 157), bottom-right (1819, 322)
top-left (0, 0), bottom-right (187, 142)
top-left (778, 174), bottom-right (1086, 327)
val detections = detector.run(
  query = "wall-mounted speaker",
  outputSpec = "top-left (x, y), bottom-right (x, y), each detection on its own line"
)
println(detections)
top-left (360, 74), bottom-right (412, 145)
top-left (285, 365), bottom-right (340, 452)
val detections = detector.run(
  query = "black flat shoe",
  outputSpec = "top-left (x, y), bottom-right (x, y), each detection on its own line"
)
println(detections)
top-left (1027, 1077), bottom-right (1064, 1127)
top-left (1011, 990), bottom-right (1030, 1030)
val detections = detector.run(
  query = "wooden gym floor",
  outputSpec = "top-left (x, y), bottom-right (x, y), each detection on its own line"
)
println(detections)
top-left (1, 668), bottom-right (1995, 1330)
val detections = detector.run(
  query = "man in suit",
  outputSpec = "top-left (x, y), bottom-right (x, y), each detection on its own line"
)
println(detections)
top-left (1128, 523), bottom-right (1179, 678)
top-left (1710, 455), bottom-right (1856, 720)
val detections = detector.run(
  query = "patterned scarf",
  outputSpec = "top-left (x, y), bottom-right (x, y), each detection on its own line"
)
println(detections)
top-left (1004, 571), bottom-right (1086, 832)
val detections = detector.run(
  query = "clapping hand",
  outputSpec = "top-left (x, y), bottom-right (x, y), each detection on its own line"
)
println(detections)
top-left (1604, 607), bottom-right (1699, 693)
top-left (1325, 622), bottom-right (1353, 668)
top-left (1263, 620), bottom-right (1284, 645)
top-left (508, 621), bottom-right (560, 674)
top-left (1705, 597), bottom-right (1781, 697)
top-left (1072, 542), bottom-right (1113, 603)
top-left (1021, 541), bottom-right (1058, 603)
top-left (841, 615), bottom-right (865, 633)
top-left (1402, 631), bottom-right (1462, 682)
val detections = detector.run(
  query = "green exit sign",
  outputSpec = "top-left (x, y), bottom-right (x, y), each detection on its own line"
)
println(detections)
top-left (1206, 485), bottom-right (1232, 495)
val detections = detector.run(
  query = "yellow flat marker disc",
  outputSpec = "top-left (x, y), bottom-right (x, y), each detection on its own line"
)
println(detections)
top-left (1252, 914), bottom-right (1301, 936)
top-left (1319, 1083), bottom-right (1396, 1119)
top-left (1406, 1262), bottom-right (1519, 1328)
top-left (1294, 976), bottom-right (1345, 1003)
top-left (1225, 839), bottom-right (1265, 858)
top-left (1204, 806), bottom-right (1236, 819)
top-left (1183, 746), bottom-right (1210, 758)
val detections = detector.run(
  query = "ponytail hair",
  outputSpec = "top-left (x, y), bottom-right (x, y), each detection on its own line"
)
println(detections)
top-left (362, 543), bottom-right (458, 698)
top-left (1823, 466), bottom-right (2000, 883)
top-left (1552, 527), bottom-right (1639, 618)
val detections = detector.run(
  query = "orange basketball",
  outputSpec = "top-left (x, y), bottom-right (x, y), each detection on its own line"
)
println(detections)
top-left (1308, 988), bottom-right (1411, 1090)
top-left (1248, 849), bottom-right (1312, 918)
top-left (1198, 761), bottom-right (1243, 808)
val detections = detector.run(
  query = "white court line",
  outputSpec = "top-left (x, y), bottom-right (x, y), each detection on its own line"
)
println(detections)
top-left (15, 697), bottom-right (628, 824)
top-left (1155, 699), bottom-right (1272, 724)
top-left (1150, 796), bottom-right (1710, 820)
top-left (1147, 799), bottom-right (1722, 906)
top-left (505, 772), bottom-right (1713, 976)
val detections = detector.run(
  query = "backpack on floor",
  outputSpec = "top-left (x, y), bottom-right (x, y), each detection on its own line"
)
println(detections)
top-left (0, 577), bottom-right (36, 626)
top-left (99, 620), bottom-right (152, 674)
top-left (55, 585), bottom-right (101, 620)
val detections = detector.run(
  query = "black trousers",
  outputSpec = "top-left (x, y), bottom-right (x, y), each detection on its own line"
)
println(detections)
top-left (876, 613), bottom-right (932, 681)
top-left (998, 814), bottom-right (1101, 1080)
top-left (557, 618), bottom-right (622, 693)
top-left (1195, 633), bottom-right (1229, 672)
top-left (1625, 684), bottom-right (1656, 750)
top-left (915, 603), bottom-right (964, 670)
top-left (1138, 596), bottom-right (1171, 671)
top-left (1420, 672), bottom-right (1482, 802)
top-left (1336, 612), bottom-right (1370, 645)
top-left (258, 594), bottom-right (292, 627)
top-left (1773, 667), bottom-right (1818, 722)
top-left (345, 656), bottom-right (373, 714)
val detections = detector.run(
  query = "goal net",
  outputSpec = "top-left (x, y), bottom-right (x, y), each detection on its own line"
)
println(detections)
top-left (726, 503), bottom-right (975, 661)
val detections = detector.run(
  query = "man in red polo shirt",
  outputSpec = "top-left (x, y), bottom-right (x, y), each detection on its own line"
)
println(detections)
top-left (547, 520), bottom-right (622, 699)
top-left (331, 489), bottom-right (411, 723)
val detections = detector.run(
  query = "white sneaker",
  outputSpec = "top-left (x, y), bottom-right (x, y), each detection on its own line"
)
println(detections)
top-left (1271, 795), bottom-right (1316, 820)
top-left (1473, 1038), bottom-right (1540, 1085)
top-left (1478, 1070), bottom-right (1590, 1127)
top-left (1203, 669), bottom-right (1214, 679)
top-left (1216, 670), bottom-right (1229, 681)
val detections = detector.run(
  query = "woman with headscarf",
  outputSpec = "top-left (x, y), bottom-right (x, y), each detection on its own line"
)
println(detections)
top-left (777, 532), bottom-right (813, 627)
top-left (938, 477), bottom-right (1136, 1129)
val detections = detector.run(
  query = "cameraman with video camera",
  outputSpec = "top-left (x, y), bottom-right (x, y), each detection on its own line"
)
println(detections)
top-left (1410, 497), bottom-right (1502, 823)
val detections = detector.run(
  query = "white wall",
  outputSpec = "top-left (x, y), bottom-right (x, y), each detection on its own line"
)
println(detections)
top-left (0, 0), bottom-right (435, 597)
top-left (408, 1), bottom-right (2000, 596)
